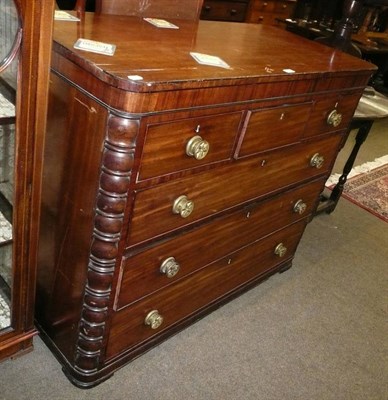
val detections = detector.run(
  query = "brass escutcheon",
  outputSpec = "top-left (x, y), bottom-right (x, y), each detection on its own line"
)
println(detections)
top-left (186, 135), bottom-right (210, 160)
top-left (172, 195), bottom-right (194, 218)
top-left (327, 109), bottom-right (342, 127)
top-left (293, 199), bottom-right (307, 215)
top-left (274, 243), bottom-right (287, 257)
top-left (160, 257), bottom-right (180, 278)
top-left (144, 310), bottom-right (164, 330)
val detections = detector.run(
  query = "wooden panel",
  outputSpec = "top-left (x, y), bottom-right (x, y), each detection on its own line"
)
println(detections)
top-left (138, 111), bottom-right (243, 180)
top-left (118, 179), bottom-right (323, 308)
top-left (236, 102), bottom-right (311, 158)
top-left (128, 133), bottom-right (342, 246)
top-left (36, 74), bottom-right (109, 361)
top-left (108, 219), bottom-right (307, 358)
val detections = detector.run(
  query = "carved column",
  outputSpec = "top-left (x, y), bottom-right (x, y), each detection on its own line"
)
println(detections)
top-left (73, 116), bottom-right (139, 380)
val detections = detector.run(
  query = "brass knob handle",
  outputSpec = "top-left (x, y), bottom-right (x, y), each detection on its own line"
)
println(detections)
top-left (274, 243), bottom-right (287, 258)
top-left (310, 153), bottom-right (325, 169)
top-left (144, 310), bottom-right (164, 330)
top-left (327, 109), bottom-right (342, 127)
top-left (293, 199), bottom-right (307, 215)
top-left (160, 257), bottom-right (180, 278)
top-left (172, 195), bottom-right (194, 218)
top-left (186, 135), bottom-right (210, 160)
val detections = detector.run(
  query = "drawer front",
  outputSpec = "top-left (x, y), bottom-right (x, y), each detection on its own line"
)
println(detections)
top-left (108, 220), bottom-right (306, 358)
top-left (236, 102), bottom-right (311, 157)
top-left (252, 0), bottom-right (276, 12)
top-left (201, 1), bottom-right (249, 22)
top-left (138, 111), bottom-right (243, 180)
top-left (274, 0), bottom-right (295, 15)
top-left (128, 133), bottom-right (342, 246)
top-left (118, 179), bottom-right (323, 307)
top-left (247, 10), bottom-right (275, 24)
top-left (305, 92), bottom-right (361, 137)
top-left (247, 0), bottom-right (295, 23)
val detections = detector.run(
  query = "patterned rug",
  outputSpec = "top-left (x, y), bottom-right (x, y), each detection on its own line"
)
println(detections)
top-left (327, 156), bottom-right (388, 222)
top-left (341, 164), bottom-right (388, 222)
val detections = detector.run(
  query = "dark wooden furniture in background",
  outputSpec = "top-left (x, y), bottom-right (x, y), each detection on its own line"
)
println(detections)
top-left (74, 0), bottom-right (204, 19)
top-left (59, 0), bottom-right (297, 24)
top-left (246, 0), bottom-right (296, 24)
top-left (201, 0), bottom-right (250, 22)
top-left (282, 0), bottom-right (388, 89)
top-left (36, 11), bottom-right (374, 388)
top-left (0, 0), bottom-right (54, 362)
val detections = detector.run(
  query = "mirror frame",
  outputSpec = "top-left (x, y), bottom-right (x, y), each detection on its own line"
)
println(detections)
top-left (0, 0), bottom-right (22, 73)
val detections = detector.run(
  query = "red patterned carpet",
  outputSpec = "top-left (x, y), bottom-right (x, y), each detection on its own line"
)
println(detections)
top-left (341, 164), bottom-right (388, 222)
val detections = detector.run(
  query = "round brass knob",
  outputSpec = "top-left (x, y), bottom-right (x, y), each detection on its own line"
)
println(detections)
top-left (186, 135), bottom-right (210, 160)
top-left (327, 109), bottom-right (342, 127)
top-left (172, 195), bottom-right (194, 218)
top-left (293, 199), bottom-right (307, 215)
top-left (160, 257), bottom-right (180, 278)
top-left (274, 243), bottom-right (287, 257)
top-left (144, 310), bottom-right (164, 330)
top-left (310, 153), bottom-right (325, 169)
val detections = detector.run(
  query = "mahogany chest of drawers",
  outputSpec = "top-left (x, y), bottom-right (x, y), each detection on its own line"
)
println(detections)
top-left (35, 13), bottom-right (374, 387)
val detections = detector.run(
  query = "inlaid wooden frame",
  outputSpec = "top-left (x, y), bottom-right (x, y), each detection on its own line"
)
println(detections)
top-left (0, 0), bottom-right (55, 361)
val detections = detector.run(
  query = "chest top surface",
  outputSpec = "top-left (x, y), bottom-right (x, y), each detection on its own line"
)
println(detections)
top-left (52, 12), bottom-right (375, 93)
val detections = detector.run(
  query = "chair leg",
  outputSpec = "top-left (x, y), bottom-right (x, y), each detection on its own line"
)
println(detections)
top-left (74, 0), bottom-right (86, 12)
top-left (327, 119), bottom-right (373, 211)
top-left (315, 118), bottom-right (374, 215)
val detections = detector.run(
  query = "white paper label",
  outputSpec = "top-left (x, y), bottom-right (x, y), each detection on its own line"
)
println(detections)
top-left (74, 38), bottom-right (116, 56)
top-left (190, 52), bottom-right (230, 69)
top-left (144, 18), bottom-right (179, 29)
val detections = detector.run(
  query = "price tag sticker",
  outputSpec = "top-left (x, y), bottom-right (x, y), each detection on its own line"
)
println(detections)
top-left (144, 18), bottom-right (179, 29)
top-left (74, 38), bottom-right (116, 56)
top-left (190, 52), bottom-right (231, 69)
top-left (128, 75), bottom-right (144, 81)
top-left (283, 68), bottom-right (296, 74)
top-left (54, 11), bottom-right (80, 21)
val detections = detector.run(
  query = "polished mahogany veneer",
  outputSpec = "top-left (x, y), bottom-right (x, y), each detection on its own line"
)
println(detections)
top-left (35, 12), bottom-right (375, 387)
